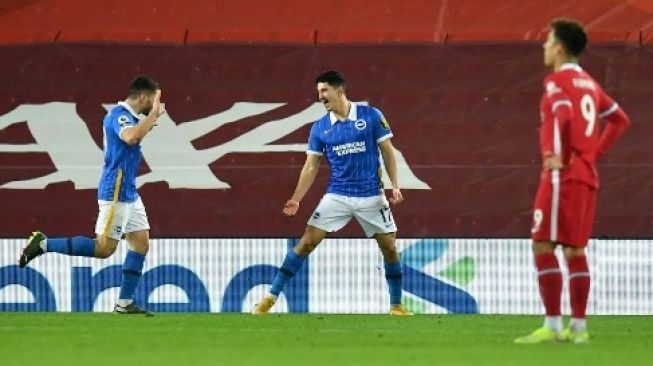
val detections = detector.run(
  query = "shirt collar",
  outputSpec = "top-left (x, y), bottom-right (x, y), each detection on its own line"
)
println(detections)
top-left (329, 102), bottom-right (357, 125)
top-left (118, 101), bottom-right (142, 120)
top-left (559, 63), bottom-right (582, 72)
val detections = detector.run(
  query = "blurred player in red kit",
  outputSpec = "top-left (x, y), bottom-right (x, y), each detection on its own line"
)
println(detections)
top-left (515, 19), bottom-right (630, 344)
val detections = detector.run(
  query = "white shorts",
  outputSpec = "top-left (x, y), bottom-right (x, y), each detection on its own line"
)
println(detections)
top-left (308, 193), bottom-right (397, 238)
top-left (95, 196), bottom-right (150, 240)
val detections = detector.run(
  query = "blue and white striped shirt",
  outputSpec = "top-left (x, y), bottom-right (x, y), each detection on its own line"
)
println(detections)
top-left (307, 103), bottom-right (393, 197)
top-left (97, 102), bottom-right (142, 203)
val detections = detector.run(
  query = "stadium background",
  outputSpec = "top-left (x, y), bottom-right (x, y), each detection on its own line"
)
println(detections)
top-left (1, 0), bottom-right (652, 314)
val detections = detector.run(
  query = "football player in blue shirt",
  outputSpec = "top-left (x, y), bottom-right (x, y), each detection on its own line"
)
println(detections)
top-left (253, 70), bottom-right (412, 315)
top-left (18, 75), bottom-right (164, 316)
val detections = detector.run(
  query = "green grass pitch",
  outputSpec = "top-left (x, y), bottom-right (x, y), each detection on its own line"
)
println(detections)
top-left (0, 314), bottom-right (651, 366)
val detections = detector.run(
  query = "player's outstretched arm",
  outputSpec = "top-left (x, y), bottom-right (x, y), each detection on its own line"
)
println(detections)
top-left (283, 154), bottom-right (320, 216)
top-left (379, 139), bottom-right (404, 205)
top-left (121, 89), bottom-right (165, 145)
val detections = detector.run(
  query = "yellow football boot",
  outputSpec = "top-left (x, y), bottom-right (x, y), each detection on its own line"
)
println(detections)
top-left (252, 296), bottom-right (276, 315)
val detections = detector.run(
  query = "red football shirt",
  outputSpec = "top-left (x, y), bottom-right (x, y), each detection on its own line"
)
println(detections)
top-left (539, 63), bottom-right (629, 188)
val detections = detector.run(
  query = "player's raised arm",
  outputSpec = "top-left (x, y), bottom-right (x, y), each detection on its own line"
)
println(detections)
top-left (379, 139), bottom-right (403, 205)
top-left (283, 153), bottom-right (321, 216)
top-left (121, 89), bottom-right (164, 146)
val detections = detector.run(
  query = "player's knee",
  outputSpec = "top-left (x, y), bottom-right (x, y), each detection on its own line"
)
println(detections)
top-left (386, 245), bottom-right (399, 255)
top-left (131, 241), bottom-right (149, 255)
top-left (532, 241), bottom-right (556, 254)
top-left (95, 245), bottom-right (117, 258)
top-left (296, 237), bottom-right (321, 255)
top-left (564, 246), bottom-right (585, 258)
top-left (125, 231), bottom-right (150, 255)
top-left (378, 241), bottom-right (397, 254)
top-left (381, 246), bottom-right (399, 261)
top-left (295, 229), bottom-right (324, 255)
top-left (375, 233), bottom-right (397, 251)
top-left (94, 237), bottom-right (118, 258)
top-left (296, 241), bottom-right (317, 255)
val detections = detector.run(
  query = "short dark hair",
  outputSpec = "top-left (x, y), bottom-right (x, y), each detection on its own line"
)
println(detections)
top-left (315, 70), bottom-right (347, 88)
top-left (551, 19), bottom-right (587, 57)
top-left (128, 75), bottom-right (159, 98)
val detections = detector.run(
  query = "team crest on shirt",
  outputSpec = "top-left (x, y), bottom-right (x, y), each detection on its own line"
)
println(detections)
top-left (546, 81), bottom-right (562, 96)
top-left (354, 119), bottom-right (367, 130)
top-left (118, 115), bottom-right (130, 127)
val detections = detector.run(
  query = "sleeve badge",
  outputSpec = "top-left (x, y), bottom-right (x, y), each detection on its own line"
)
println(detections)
top-left (117, 115), bottom-right (130, 127)
top-left (380, 116), bottom-right (391, 129)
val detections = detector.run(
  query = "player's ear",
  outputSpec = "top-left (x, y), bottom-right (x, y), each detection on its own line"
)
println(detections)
top-left (554, 42), bottom-right (565, 57)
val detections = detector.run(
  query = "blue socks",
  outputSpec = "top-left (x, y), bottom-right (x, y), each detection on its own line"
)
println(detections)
top-left (45, 237), bottom-right (145, 303)
top-left (45, 236), bottom-right (96, 257)
top-left (384, 261), bottom-right (403, 305)
top-left (269, 252), bottom-right (402, 305)
top-left (119, 250), bottom-right (146, 301)
top-left (270, 250), bottom-right (307, 296)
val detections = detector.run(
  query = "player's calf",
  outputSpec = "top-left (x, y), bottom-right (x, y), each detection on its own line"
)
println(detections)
top-left (20, 233), bottom-right (99, 265)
